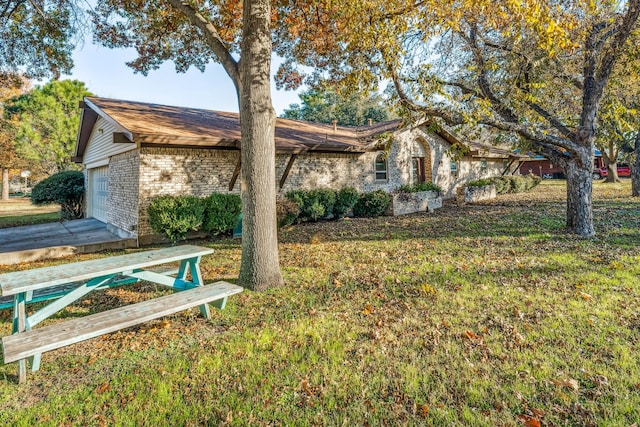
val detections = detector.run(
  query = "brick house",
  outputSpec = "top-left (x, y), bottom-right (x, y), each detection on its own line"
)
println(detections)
top-left (73, 97), bottom-right (521, 243)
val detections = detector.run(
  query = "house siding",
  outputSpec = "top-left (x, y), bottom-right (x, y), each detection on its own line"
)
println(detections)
top-left (83, 117), bottom-right (137, 166)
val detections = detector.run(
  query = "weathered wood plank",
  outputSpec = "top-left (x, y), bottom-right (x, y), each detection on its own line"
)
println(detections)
top-left (0, 245), bottom-right (213, 296)
top-left (2, 282), bottom-right (242, 364)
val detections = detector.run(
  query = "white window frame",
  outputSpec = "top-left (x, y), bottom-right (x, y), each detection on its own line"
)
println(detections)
top-left (375, 153), bottom-right (388, 182)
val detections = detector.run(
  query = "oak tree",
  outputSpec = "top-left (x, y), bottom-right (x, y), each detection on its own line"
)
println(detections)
top-left (0, 0), bottom-right (83, 82)
top-left (92, 0), bottom-right (284, 290)
top-left (278, 0), bottom-right (640, 237)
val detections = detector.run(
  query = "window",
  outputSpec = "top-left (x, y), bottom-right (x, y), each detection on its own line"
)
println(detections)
top-left (480, 159), bottom-right (487, 173)
top-left (375, 153), bottom-right (388, 181)
top-left (450, 161), bottom-right (458, 175)
top-left (412, 157), bottom-right (426, 184)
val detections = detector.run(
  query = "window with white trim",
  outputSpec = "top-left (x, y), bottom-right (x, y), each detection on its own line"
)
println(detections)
top-left (480, 159), bottom-right (487, 173)
top-left (375, 153), bottom-right (388, 181)
top-left (450, 161), bottom-right (458, 176)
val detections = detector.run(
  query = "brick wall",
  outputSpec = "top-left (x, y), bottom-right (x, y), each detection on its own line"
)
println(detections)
top-left (107, 150), bottom-right (140, 236)
top-left (137, 147), bottom-right (241, 236)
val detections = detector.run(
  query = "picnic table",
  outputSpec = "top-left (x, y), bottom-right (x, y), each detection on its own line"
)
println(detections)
top-left (0, 245), bottom-right (242, 383)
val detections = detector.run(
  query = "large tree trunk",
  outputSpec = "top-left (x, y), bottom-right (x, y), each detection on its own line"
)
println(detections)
top-left (2, 168), bottom-right (8, 200)
top-left (564, 146), bottom-right (595, 237)
top-left (632, 130), bottom-right (640, 197)
top-left (237, 0), bottom-right (284, 291)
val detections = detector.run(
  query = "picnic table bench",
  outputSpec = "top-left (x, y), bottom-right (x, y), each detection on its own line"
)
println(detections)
top-left (0, 245), bottom-right (243, 383)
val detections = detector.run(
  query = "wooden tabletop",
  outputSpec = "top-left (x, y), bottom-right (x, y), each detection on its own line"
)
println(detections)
top-left (0, 245), bottom-right (213, 296)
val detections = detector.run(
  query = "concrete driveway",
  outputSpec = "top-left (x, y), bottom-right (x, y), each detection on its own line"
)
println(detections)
top-left (0, 219), bottom-right (137, 265)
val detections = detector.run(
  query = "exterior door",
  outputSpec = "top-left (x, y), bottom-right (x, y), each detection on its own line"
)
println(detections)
top-left (413, 157), bottom-right (426, 184)
top-left (88, 166), bottom-right (109, 223)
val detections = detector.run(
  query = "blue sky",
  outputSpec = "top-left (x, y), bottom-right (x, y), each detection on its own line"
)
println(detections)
top-left (63, 40), bottom-right (303, 114)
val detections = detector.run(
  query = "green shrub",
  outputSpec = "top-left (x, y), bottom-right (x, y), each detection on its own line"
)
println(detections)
top-left (491, 177), bottom-right (511, 194)
top-left (148, 195), bottom-right (205, 243)
top-left (315, 188), bottom-right (337, 218)
top-left (334, 187), bottom-right (360, 218)
top-left (489, 175), bottom-right (541, 194)
top-left (202, 193), bottom-right (242, 236)
top-left (467, 178), bottom-right (493, 187)
top-left (353, 190), bottom-right (391, 218)
top-left (285, 188), bottom-right (337, 221)
top-left (276, 198), bottom-right (300, 227)
top-left (396, 181), bottom-right (442, 194)
top-left (31, 170), bottom-right (85, 219)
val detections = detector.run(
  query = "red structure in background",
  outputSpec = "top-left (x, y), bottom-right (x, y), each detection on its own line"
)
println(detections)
top-left (518, 151), bottom-right (606, 179)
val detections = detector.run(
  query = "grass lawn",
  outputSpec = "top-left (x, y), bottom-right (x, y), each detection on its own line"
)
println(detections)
top-left (0, 180), bottom-right (638, 426)
top-left (0, 198), bottom-right (61, 228)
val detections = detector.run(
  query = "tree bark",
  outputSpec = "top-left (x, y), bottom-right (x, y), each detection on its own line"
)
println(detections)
top-left (632, 130), bottom-right (640, 196)
top-left (1, 168), bottom-right (8, 200)
top-left (564, 147), bottom-right (595, 237)
top-left (237, 0), bottom-right (284, 291)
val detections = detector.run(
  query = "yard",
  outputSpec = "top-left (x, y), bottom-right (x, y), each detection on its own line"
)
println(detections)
top-left (0, 198), bottom-right (60, 228)
top-left (0, 180), bottom-right (638, 426)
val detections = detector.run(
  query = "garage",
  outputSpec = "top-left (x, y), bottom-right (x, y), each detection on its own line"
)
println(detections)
top-left (88, 166), bottom-right (109, 223)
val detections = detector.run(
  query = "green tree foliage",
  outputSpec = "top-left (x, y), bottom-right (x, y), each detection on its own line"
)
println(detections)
top-left (4, 79), bottom-right (92, 175)
top-left (31, 170), bottom-right (84, 219)
top-left (282, 87), bottom-right (393, 126)
top-left (0, 1), bottom-right (83, 82)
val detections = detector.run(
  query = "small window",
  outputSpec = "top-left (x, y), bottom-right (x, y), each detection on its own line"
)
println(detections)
top-left (480, 159), bottom-right (487, 173)
top-left (375, 153), bottom-right (388, 181)
top-left (450, 161), bottom-right (458, 175)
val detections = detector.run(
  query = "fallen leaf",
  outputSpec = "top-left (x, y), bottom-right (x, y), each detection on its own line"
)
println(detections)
top-left (517, 414), bottom-right (541, 427)
top-left (362, 304), bottom-right (374, 315)
top-left (417, 403), bottom-right (429, 418)
top-left (577, 291), bottom-right (593, 301)
top-left (553, 377), bottom-right (579, 391)
top-left (95, 382), bottom-right (110, 394)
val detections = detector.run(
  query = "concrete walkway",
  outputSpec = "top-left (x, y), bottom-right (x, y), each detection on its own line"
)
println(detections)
top-left (0, 219), bottom-right (137, 265)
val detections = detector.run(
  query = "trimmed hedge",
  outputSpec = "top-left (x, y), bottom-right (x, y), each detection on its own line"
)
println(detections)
top-left (353, 190), bottom-right (391, 218)
top-left (489, 175), bottom-right (541, 194)
top-left (285, 188), bottom-right (337, 222)
top-left (202, 193), bottom-right (242, 236)
top-left (148, 195), bottom-right (205, 243)
top-left (396, 181), bottom-right (442, 194)
top-left (334, 187), bottom-right (359, 219)
top-left (31, 170), bottom-right (85, 219)
top-left (276, 198), bottom-right (300, 228)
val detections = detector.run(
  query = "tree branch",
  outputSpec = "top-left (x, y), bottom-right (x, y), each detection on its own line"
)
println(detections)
top-left (166, 0), bottom-right (240, 87)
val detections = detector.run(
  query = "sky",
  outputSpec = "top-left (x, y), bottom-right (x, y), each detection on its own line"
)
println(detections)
top-left (63, 40), bottom-right (303, 115)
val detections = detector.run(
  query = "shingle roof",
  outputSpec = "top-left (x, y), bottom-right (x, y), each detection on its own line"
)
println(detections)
top-left (75, 97), bottom-right (400, 159)
top-left (74, 97), bottom-right (523, 161)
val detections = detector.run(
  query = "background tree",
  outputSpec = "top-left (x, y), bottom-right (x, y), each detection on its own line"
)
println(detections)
top-left (0, 0), bottom-right (83, 82)
top-left (0, 82), bottom-right (26, 200)
top-left (92, 0), bottom-right (286, 290)
top-left (282, 87), bottom-right (394, 126)
top-left (276, 0), bottom-right (640, 237)
top-left (4, 79), bottom-right (92, 175)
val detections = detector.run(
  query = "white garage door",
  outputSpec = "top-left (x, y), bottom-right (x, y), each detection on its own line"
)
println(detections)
top-left (88, 166), bottom-right (109, 223)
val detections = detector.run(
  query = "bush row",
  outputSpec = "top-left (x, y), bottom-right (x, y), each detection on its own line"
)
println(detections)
top-left (281, 187), bottom-right (391, 226)
top-left (148, 193), bottom-right (241, 242)
top-left (396, 181), bottom-right (442, 194)
top-left (491, 174), bottom-right (541, 194)
top-left (467, 175), bottom-right (541, 193)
